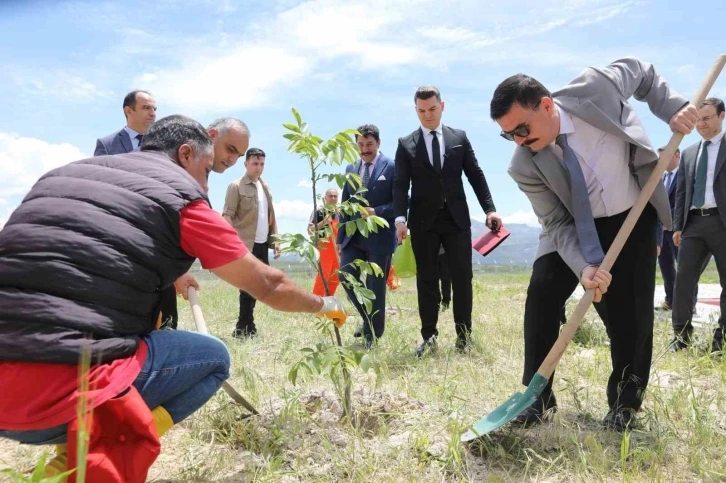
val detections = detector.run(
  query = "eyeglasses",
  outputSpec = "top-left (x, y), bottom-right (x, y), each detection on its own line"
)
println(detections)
top-left (500, 108), bottom-right (538, 141)
top-left (698, 114), bottom-right (720, 124)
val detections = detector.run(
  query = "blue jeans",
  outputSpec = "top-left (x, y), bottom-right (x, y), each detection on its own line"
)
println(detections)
top-left (0, 330), bottom-right (230, 445)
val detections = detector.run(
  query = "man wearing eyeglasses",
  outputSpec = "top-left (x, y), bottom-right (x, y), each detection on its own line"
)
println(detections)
top-left (490, 58), bottom-right (697, 432)
top-left (671, 98), bottom-right (726, 354)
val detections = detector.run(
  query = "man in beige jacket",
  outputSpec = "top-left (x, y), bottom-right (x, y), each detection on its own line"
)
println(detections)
top-left (223, 148), bottom-right (280, 338)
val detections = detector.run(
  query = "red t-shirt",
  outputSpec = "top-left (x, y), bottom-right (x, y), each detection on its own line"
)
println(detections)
top-left (0, 200), bottom-right (248, 430)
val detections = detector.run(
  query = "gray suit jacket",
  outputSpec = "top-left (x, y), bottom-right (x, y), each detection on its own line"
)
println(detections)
top-left (94, 128), bottom-right (133, 156)
top-left (507, 58), bottom-right (688, 276)
top-left (673, 139), bottom-right (726, 232)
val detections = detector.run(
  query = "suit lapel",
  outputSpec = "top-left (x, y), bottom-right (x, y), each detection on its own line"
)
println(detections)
top-left (119, 129), bottom-right (133, 153)
top-left (689, 143), bottom-right (699, 184)
top-left (412, 128), bottom-right (438, 175)
top-left (442, 126), bottom-right (455, 169)
top-left (669, 170), bottom-right (678, 196)
top-left (533, 146), bottom-right (573, 213)
top-left (714, 138), bottom-right (726, 178)
top-left (556, 97), bottom-right (649, 152)
top-left (367, 156), bottom-right (386, 190)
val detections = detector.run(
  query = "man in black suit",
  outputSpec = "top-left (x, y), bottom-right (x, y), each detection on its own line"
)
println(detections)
top-left (94, 90), bottom-right (157, 155)
top-left (438, 246), bottom-right (451, 311)
top-left (393, 86), bottom-right (501, 356)
top-left (671, 98), bottom-right (726, 353)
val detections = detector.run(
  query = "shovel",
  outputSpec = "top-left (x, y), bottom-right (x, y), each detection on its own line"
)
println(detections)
top-left (187, 286), bottom-right (260, 416)
top-left (461, 54), bottom-right (726, 442)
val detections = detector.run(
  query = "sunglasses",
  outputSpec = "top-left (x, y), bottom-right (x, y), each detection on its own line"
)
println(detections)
top-left (499, 105), bottom-right (540, 141)
top-left (500, 122), bottom-right (532, 141)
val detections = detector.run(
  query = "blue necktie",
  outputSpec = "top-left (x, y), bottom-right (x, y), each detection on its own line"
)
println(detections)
top-left (556, 134), bottom-right (605, 264)
top-left (362, 162), bottom-right (371, 188)
top-left (664, 171), bottom-right (672, 191)
top-left (692, 140), bottom-right (712, 208)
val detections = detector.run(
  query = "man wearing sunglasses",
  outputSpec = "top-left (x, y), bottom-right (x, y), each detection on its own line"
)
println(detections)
top-left (490, 58), bottom-right (697, 432)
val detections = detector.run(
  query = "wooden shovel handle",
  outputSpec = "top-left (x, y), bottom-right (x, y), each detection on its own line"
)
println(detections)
top-left (187, 287), bottom-right (260, 415)
top-left (537, 54), bottom-right (726, 380)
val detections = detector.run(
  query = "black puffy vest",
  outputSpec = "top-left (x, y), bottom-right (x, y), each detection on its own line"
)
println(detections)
top-left (0, 151), bottom-right (208, 364)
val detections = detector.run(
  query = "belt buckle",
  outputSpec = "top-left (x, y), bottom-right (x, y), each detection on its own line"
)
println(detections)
top-left (698, 208), bottom-right (710, 216)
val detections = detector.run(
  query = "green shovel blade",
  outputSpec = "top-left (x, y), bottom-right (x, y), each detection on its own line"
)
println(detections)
top-left (460, 373), bottom-right (549, 441)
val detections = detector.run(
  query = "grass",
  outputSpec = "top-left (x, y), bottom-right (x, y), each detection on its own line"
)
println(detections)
top-left (2, 266), bottom-right (726, 482)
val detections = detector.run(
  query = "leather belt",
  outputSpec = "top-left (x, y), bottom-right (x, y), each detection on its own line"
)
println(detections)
top-left (690, 207), bottom-right (719, 216)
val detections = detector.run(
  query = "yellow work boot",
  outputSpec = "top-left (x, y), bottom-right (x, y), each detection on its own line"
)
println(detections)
top-left (151, 406), bottom-right (174, 438)
top-left (43, 443), bottom-right (68, 479)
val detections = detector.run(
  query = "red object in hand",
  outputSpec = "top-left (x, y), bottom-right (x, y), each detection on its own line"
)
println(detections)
top-left (472, 226), bottom-right (511, 256)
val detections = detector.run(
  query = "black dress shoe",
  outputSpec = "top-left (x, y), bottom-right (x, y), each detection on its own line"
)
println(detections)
top-left (602, 407), bottom-right (636, 432)
top-left (668, 337), bottom-right (691, 352)
top-left (711, 327), bottom-right (725, 354)
top-left (512, 393), bottom-right (557, 428)
top-left (455, 334), bottom-right (472, 353)
top-left (232, 325), bottom-right (257, 339)
top-left (416, 336), bottom-right (437, 358)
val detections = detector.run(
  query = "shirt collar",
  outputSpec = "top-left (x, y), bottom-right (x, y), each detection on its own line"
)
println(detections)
top-left (557, 105), bottom-right (575, 136)
top-left (422, 124), bottom-right (443, 136)
top-left (124, 125), bottom-right (141, 139)
top-left (705, 129), bottom-right (725, 146)
top-left (361, 152), bottom-right (380, 165)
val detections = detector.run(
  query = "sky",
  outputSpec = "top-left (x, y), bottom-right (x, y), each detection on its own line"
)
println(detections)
top-left (1, 0), bottom-right (725, 236)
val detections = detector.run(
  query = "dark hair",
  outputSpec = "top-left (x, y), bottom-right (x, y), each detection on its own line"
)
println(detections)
top-left (140, 115), bottom-right (212, 163)
top-left (490, 74), bottom-right (551, 120)
top-left (700, 97), bottom-right (725, 116)
top-left (657, 146), bottom-right (680, 154)
top-left (246, 147), bottom-right (266, 160)
top-left (123, 90), bottom-right (151, 113)
top-left (355, 124), bottom-right (380, 142)
top-left (414, 86), bottom-right (441, 103)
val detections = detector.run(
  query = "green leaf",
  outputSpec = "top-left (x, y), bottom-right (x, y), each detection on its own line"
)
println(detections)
top-left (288, 364), bottom-right (299, 385)
top-left (283, 122), bottom-right (301, 133)
top-left (283, 133), bottom-right (298, 141)
top-left (359, 288), bottom-right (376, 299)
top-left (293, 108), bottom-right (302, 127)
top-left (360, 354), bottom-right (371, 372)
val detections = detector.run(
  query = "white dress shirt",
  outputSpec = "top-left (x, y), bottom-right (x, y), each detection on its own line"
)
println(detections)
top-left (691, 129), bottom-right (724, 210)
top-left (555, 105), bottom-right (640, 218)
top-left (124, 125), bottom-right (142, 151)
top-left (254, 180), bottom-right (269, 243)
top-left (359, 153), bottom-right (380, 179)
top-left (422, 124), bottom-right (446, 168)
top-left (395, 128), bottom-right (445, 225)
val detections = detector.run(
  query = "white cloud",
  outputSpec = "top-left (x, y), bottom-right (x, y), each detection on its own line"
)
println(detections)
top-left (138, 45), bottom-right (310, 114)
top-left (15, 0), bottom-right (642, 116)
top-left (503, 209), bottom-right (540, 227)
top-left (13, 70), bottom-right (113, 102)
top-left (274, 199), bottom-right (314, 220)
top-left (0, 133), bottom-right (87, 227)
top-left (297, 179), bottom-right (313, 188)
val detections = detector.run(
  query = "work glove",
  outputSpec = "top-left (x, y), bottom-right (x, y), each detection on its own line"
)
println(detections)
top-left (317, 296), bottom-right (347, 328)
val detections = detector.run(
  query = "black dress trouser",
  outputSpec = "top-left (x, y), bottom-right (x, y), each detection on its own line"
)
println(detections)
top-left (523, 206), bottom-right (657, 411)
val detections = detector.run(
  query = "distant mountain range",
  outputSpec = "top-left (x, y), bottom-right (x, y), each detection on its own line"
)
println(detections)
top-left (275, 221), bottom-right (543, 268)
top-left (470, 221), bottom-right (540, 267)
